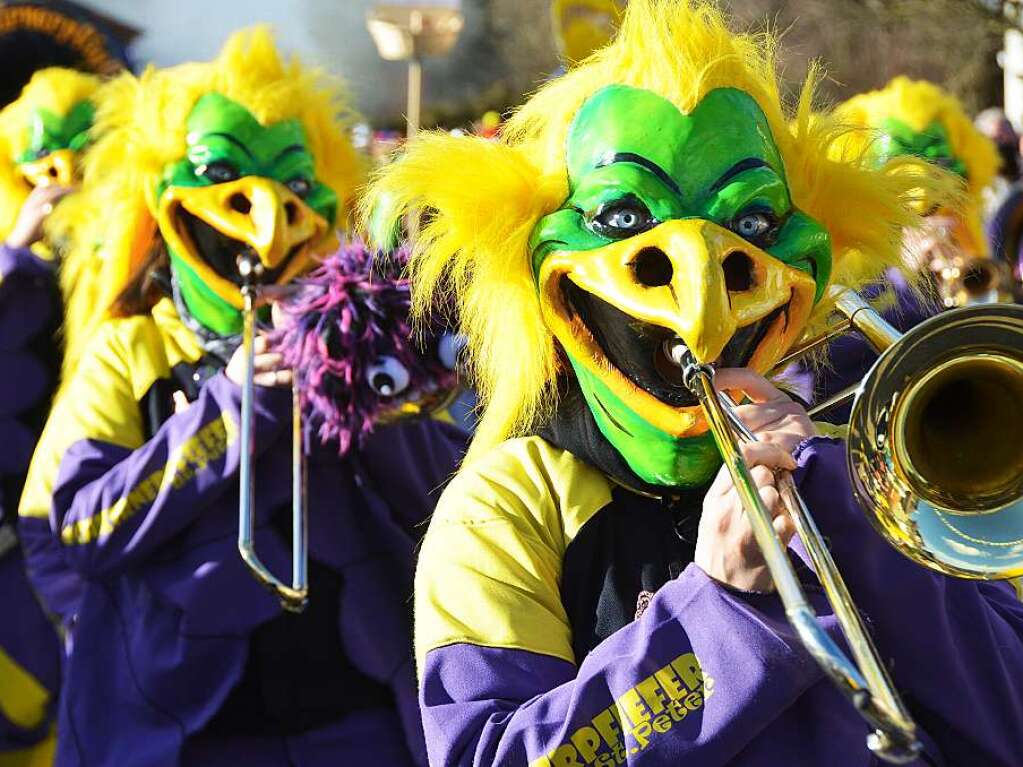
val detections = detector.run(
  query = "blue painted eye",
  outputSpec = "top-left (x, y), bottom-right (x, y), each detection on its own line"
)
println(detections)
top-left (286, 177), bottom-right (312, 198)
top-left (366, 357), bottom-right (410, 397)
top-left (732, 211), bottom-right (776, 243)
top-left (591, 197), bottom-right (655, 238)
top-left (199, 160), bottom-right (240, 184)
top-left (437, 333), bottom-right (466, 370)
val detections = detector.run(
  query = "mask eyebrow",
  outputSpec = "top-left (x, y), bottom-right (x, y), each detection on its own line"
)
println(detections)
top-left (274, 144), bottom-right (307, 162)
top-left (595, 151), bottom-right (682, 197)
top-left (202, 132), bottom-right (255, 161)
top-left (708, 157), bottom-right (770, 194)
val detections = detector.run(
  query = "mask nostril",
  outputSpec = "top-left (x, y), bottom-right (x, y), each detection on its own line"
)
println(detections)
top-left (48, 167), bottom-right (57, 178)
top-left (632, 247), bottom-right (673, 287)
top-left (723, 251), bottom-right (755, 292)
top-left (284, 201), bottom-right (298, 225)
top-left (229, 193), bottom-right (252, 214)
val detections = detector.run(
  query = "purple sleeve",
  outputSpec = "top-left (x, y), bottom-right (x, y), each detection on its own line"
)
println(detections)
top-left (419, 565), bottom-right (836, 766)
top-left (51, 373), bottom-right (291, 577)
top-left (0, 244), bottom-right (55, 349)
top-left (793, 436), bottom-right (1023, 764)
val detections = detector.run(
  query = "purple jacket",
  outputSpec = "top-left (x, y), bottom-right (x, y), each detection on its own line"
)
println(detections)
top-left (0, 243), bottom-right (62, 753)
top-left (413, 435), bottom-right (1023, 766)
top-left (19, 301), bottom-right (467, 766)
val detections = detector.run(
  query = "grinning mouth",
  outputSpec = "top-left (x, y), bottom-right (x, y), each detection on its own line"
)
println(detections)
top-left (562, 277), bottom-right (788, 407)
top-left (180, 208), bottom-right (305, 286)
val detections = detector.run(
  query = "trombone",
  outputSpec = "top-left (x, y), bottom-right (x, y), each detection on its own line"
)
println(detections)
top-left (667, 286), bottom-right (1023, 764)
top-left (236, 252), bottom-right (309, 613)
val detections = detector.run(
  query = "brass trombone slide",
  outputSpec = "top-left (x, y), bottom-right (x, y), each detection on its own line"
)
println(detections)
top-left (237, 253), bottom-right (309, 613)
top-left (671, 347), bottom-right (921, 764)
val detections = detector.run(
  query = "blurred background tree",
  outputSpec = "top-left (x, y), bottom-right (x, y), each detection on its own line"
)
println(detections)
top-left (479, 0), bottom-right (1014, 120)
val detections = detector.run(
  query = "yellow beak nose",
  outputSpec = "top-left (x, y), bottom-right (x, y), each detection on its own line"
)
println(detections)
top-left (163, 176), bottom-right (328, 271)
top-left (20, 148), bottom-right (76, 188)
top-left (538, 218), bottom-right (818, 436)
top-left (542, 218), bottom-right (817, 364)
top-left (158, 177), bottom-right (334, 309)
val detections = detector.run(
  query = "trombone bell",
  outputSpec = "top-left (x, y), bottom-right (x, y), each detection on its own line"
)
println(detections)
top-left (848, 303), bottom-right (1023, 580)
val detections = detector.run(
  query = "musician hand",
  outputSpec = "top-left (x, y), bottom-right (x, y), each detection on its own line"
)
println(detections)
top-left (5, 184), bottom-right (72, 249)
top-left (712, 368), bottom-right (816, 455)
top-left (697, 442), bottom-right (796, 593)
top-left (226, 334), bottom-right (292, 388)
top-left (696, 368), bottom-right (812, 593)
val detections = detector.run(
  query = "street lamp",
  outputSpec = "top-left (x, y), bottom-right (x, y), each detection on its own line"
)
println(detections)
top-left (366, 4), bottom-right (465, 137)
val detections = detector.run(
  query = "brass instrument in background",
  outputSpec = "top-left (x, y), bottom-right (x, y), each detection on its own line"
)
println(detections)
top-left (236, 253), bottom-right (309, 613)
top-left (932, 254), bottom-right (1014, 308)
top-left (906, 213), bottom-right (1013, 307)
top-left (668, 286), bottom-right (1023, 764)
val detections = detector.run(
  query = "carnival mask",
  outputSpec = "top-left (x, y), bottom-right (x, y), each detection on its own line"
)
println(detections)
top-left (530, 86), bottom-right (830, 486)
top-left (156, 92), bottom-right (337, 337)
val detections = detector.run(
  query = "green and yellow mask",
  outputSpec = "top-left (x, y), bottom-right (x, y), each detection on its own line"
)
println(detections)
top-left (0, 67), bottom-right (101, 241)
top-left (530, 86), bottom-right (828, 486)
top-left (155, 93), bottom-right (337, 337)
top-left (835, 77), bottom-right (1000, 258)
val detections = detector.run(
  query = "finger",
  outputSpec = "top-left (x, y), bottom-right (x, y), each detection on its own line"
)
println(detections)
top-left (713, 368), bottom-right (789, 404)
top-left (759, 485), bottom-right (782, 515)
top-left (252, 352), bottom-right (284, 371)
top-left (731, 400), bottom-right (804, 433)
top-left (739, 441), bottom-right (796, 472)
top-left (253, 372), bottom-right (278, 387)
top-left (750, 464), bottom-right (776, 488)
top-left (773, 512), bottom-right (796, 544)
top-left (46, 185), bottom-right (73, 202)
top-left (253, 335), bottom-right (269, 354)
top-left (35, 184), bottom-right (71, 204)
top-left (270, 301), bottom-right (286, 329)
top-left (172, 390), bottom-right (190, 414)
top-left (253, 369), bottom-right (293, 387)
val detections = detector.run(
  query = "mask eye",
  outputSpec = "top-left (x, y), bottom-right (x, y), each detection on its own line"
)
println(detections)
top-left (365, 357), bottom-right (410, 397)
top-left (437, 332), bottom-right (466, 370)
top-left (286, 177), bottom-right (312, 199)
top-left (198, 160), bottom-right (240, 184)
top-left (33, 147), bottom-right (51, 160)
top-left (591, 197), bottom-right (655, 239)
top-left (731, 210), bottom-right (778, 246)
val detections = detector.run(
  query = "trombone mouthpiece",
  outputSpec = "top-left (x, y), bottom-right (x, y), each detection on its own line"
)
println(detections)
top-left (237, 251), bottom-right (265, 282)
top-left (662, 336), bottom-right (713, 393)
top-left (663, 336), bottom-right (690, 369)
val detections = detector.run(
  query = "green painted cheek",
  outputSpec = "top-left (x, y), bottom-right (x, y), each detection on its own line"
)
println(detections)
top-left (169, 252), bottom-right (242, 336)
top-left (570, 356), bottom-right (722, 487)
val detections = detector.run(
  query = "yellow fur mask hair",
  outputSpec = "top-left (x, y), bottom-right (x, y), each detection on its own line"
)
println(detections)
top-left (0, 67), bottom-right (100, 240)
top-left (362, 0), bottom-right (956, 460)
top-left (49, 26), bottom-right (363, 381)
top-left (836, 76), bottom-right (996, 255)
